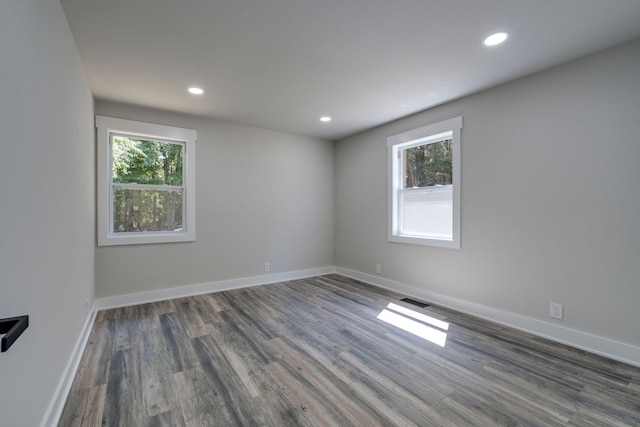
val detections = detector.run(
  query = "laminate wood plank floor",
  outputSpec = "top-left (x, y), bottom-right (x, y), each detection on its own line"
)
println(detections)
top-left (60, 275), bottom-right (640, 426)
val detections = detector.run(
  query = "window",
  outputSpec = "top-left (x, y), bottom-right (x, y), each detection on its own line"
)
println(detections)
top-left (388, 116), bottom-right (462, 248)
top-left (96, 116), bottom-right (196, 246)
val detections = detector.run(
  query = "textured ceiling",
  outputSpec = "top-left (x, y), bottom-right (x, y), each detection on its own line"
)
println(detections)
top-left (61, 0), bottom-right (640, 140)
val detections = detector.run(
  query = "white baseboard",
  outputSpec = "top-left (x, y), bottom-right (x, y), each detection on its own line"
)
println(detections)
top-left (40, 265), bottom-right (639, 427)
top-left (41, 305), bottom-right (97, 427)
top-left (335, 267), bottom-right (640, 368)
top-left (40, 267), bottom-right (335, 426)
top-left (95, 266), bottom-right (337, 310)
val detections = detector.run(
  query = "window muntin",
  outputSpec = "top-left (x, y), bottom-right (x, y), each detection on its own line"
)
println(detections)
top-left (97, 116), bottom-right (196, 246)
top-left (388, 117), bottom-right (461, 248)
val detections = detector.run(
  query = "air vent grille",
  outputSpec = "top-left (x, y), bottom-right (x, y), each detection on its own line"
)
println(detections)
top-left (400, 297), bottom-right (429, 308)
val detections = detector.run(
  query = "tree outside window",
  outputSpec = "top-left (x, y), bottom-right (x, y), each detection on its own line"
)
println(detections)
top-left (111, 136), bottom-right (184, 233)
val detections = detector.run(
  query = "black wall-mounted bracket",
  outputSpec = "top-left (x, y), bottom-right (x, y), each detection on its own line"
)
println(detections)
top-left (1, 315), bottom-right (29, 352)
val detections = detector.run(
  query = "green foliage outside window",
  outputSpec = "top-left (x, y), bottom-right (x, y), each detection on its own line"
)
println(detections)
top-left (403, 139), bottom-right (452, 188)
top-left (112, 137), bottom-right (183, 185)
top-left (111, 137), bottom-right (184, 233)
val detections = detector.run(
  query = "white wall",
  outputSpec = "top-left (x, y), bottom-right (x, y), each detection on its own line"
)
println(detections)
top-left (94, 101), bottom-right (335, 298)
top-left (336, 38), bottom-right (640, 356)
top-left (0, 1), bottom-right (95, 426)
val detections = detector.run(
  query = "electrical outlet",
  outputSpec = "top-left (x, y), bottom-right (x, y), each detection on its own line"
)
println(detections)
top-left (375, 264), bottom-right (381, 274)
top-left (550, 302), bottom-right (563, 320)
top-left (264, 262), bottom-right (270, 272)
top-left (86, 298), bottom-right (91, 313)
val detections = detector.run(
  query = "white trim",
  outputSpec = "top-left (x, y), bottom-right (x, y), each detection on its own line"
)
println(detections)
top-left (386, 117), bottom-right (462, 147)
top-left (387, 116), bottom-right (462, 249)
top-left (112, 183), bottom-right (184, 191)
top-left (39, 265), bottom-right (640, 427)
top-left (95, 265), bottom-right (640, 367)
top-left (96, 115), bottom-right (197, 246)
top-left (41, 267), bottom-right (333, 425)
top-left (95, 266), bottom-right (337, 310)
top-left (41, 305), bottom-right (97, 427)
top-left (335, 267), bottom-right (640, 368)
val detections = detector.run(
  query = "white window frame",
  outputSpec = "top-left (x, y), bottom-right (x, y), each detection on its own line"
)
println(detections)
top-left (96, 115), bottom-right (196, 246)
top-left (387, 116), bottom-right (462, 249)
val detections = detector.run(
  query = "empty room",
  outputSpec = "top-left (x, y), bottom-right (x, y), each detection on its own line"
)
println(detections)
top-left (2, 0), bottom-right (640, 426)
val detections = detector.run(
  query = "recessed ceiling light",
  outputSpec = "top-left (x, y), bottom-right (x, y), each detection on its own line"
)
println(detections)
top-left (320, 116), bottom-right (332, 122)
top-left (188, 87), bottom-right (204, 95)
top-left (484, 32), bottom-right (509, 46)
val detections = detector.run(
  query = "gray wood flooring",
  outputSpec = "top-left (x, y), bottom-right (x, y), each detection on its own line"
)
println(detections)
top-left (60, 274), bottom-right (640, 426)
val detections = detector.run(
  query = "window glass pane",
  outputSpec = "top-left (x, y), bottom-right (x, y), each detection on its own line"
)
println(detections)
top-left (400, 185), bottom-right (452, 239)
top-left (403, 139), bottom-right (452, 189)
top-left (112, 189), bottom-right (183, 233)
top-left (112, 136), bottom-right (184, 186)
top-left (388, 116), bottom-right (461, 248)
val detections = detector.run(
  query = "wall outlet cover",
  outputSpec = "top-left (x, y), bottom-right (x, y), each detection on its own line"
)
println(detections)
top-left (550, 303), bottom-right (563, 320)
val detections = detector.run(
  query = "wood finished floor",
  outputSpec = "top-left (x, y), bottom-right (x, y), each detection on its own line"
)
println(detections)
top-left (60, 275), bottom-right (640, 426)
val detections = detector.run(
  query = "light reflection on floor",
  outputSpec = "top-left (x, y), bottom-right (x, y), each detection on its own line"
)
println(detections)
top-left (377, 302), bottom-right (449, 347)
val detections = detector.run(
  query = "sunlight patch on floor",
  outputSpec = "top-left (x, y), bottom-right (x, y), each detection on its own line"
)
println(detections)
top-left (377, 303), bottom-right (449, 347)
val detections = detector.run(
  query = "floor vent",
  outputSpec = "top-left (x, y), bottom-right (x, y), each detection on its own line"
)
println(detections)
top-left (400, 297), bottom-right (429, 308)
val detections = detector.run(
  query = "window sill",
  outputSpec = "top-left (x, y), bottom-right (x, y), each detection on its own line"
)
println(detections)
top-left (389, 233), bottom-right (460, 249)
top-left (98, 231), bottom-right (195, 247)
